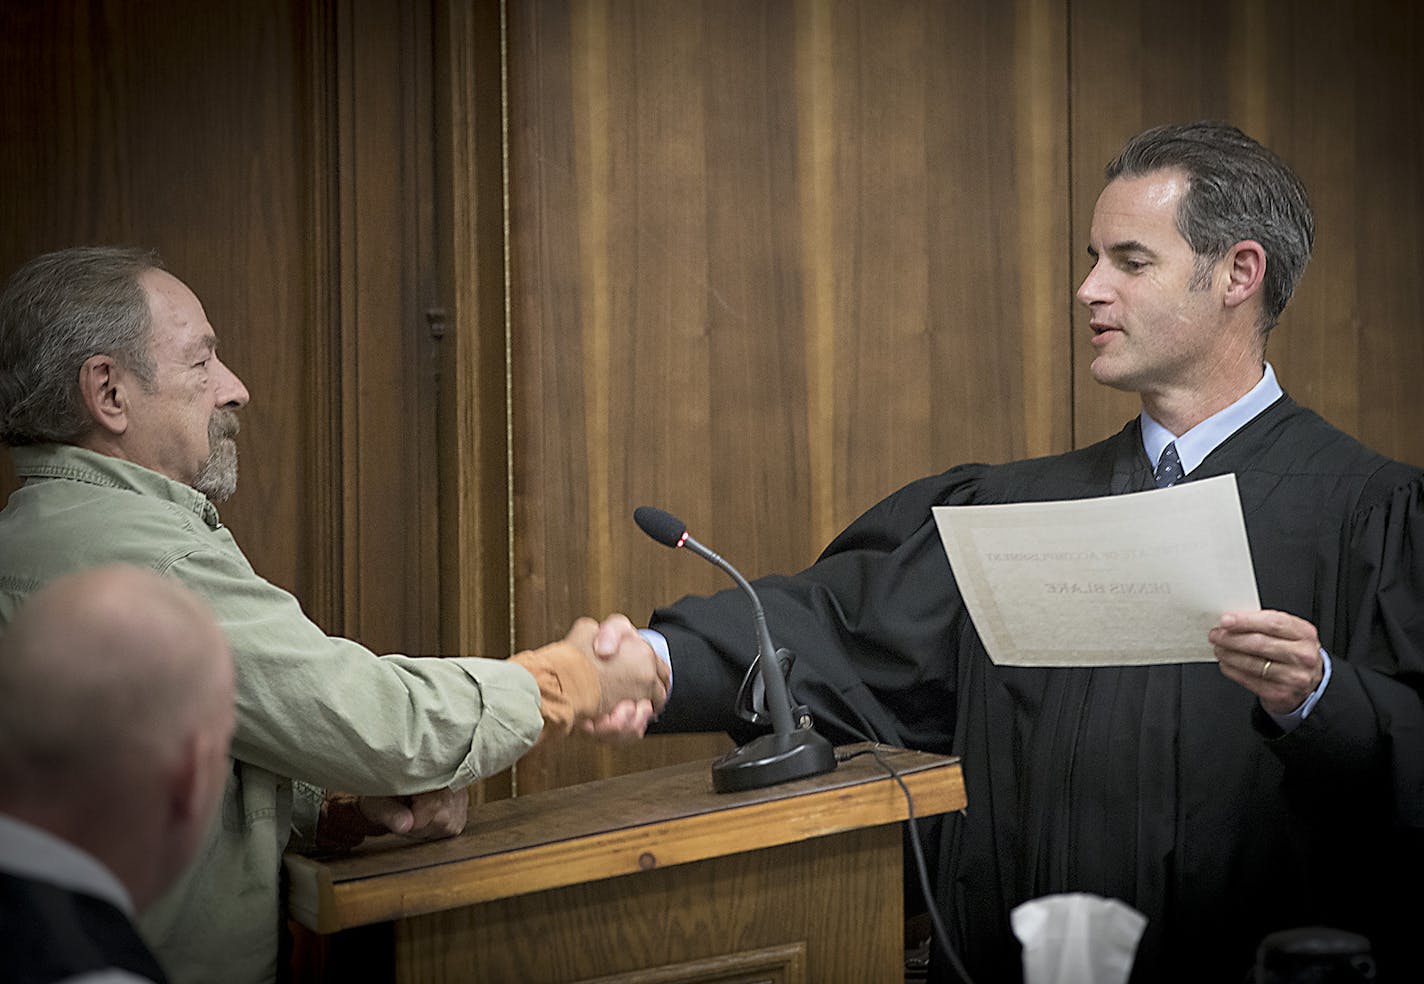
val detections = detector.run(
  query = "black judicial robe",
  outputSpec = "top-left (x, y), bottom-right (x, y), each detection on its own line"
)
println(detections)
top-left (651, 396), bottom-right (1424, 983)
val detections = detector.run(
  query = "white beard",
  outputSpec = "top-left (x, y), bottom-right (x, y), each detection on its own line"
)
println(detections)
top-left (193, 412), bottom-right (240, 504)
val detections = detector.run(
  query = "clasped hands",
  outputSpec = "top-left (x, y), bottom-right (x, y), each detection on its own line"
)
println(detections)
top-left (570, 613), bottom-right (665, 739)
top-left (564, 613), bottom-right (668, 729)
top-left (317, 787), bottom-right (470, 850)
top-left (319, 614), bottom-right (665, 849)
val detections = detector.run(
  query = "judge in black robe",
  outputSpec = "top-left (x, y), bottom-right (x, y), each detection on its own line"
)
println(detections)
top-left (650, 395), bottom-right (1424, 983)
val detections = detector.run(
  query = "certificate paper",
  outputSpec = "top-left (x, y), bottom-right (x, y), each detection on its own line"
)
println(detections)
top-left (932, 474), bottom-right (1260, 666)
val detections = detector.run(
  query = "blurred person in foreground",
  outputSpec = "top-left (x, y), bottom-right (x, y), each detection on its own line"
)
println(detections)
top-left (0, 566), bottom-right (235, 984)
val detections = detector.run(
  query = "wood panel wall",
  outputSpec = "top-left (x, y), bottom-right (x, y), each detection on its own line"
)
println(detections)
top-left (506, 0), bottom-right (1070, 624)
top-left (0, 0), bottom-right (446, 655)
top-left (499, 0), bottom-right (1424, 792)
top-left (1068, 0), bottom-right (1424, 462)
top-left (502, 0), bottom-right (1073, 790)
top-left (0, 0), bottom-right (316, 597)
top-left (4, 0), bottom-right (1422, 803)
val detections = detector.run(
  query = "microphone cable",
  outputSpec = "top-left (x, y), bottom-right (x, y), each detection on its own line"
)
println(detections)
top-left (631, 506), bottom-right (974, 979)
top-left (834, 738), bottom-right (977, 984)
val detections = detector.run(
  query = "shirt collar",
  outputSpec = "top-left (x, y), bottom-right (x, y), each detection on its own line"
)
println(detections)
top-left (1140, 362), bottom-right (1283, 477)
top-left (0, 813), bottom-right (136, 916)
top-left (11, 443), bottom-right (224, 530)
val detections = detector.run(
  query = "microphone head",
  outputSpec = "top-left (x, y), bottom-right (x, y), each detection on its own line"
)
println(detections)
top-left (633, 506), bottom-right (688, 548)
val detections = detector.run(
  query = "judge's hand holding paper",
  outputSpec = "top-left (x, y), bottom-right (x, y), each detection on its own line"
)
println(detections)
top-left (932, 473), bottom-right (1327, 719)
top-left (931, 474), bottom-right (1261, 667)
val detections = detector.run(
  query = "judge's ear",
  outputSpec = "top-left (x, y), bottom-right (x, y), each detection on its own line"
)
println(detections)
top-left (1222, 240), bottom-right (1267, 310)
top-left (78, 354), bottom-right (129, 436)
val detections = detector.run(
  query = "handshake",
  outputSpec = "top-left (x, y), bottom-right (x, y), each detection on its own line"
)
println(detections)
top-left (319, 612), bottom-right (667, 849)
top-left (560, 613), bottom-right (668, 741)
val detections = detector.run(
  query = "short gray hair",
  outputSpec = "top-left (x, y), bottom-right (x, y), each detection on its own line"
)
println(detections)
top-left (1106, 121), bottom-right (1314, 332)
top-left (0, 246), bottom-right (163, 446)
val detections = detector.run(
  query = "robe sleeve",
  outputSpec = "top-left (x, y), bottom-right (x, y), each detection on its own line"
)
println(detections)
top-left (1267, 469), bottom-right (1424, 826)
top-left (650, 464), bottom-right (990, 751)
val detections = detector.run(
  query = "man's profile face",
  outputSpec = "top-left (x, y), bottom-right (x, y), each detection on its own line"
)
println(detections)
top-left (1075, 168), bottom-right (1229, 400)
top-left (122, 270), bottom-right (250, 501)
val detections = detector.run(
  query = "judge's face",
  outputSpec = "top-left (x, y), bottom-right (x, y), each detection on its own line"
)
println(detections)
top-left (1076, 169), bottom-right (1228, 399)
top-left (121, 270), bottom-right (250, 501)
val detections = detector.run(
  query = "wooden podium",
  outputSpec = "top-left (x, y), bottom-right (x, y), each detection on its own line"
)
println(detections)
top-left (284, 744), bottom-right (964, 983)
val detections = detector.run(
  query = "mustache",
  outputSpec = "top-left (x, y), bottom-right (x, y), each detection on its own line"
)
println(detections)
top-left (209, 410), bottom-right (240, 442)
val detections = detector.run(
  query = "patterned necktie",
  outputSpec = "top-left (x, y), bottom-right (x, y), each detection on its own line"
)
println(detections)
top-left (1154, 441), bottom-right (1183, 488)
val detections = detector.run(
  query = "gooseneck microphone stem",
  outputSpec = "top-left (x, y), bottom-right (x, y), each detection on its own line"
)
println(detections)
top-left (633, 505), bottom-right (837, 793)
top-left (678, 533), bottom-right (797, 736)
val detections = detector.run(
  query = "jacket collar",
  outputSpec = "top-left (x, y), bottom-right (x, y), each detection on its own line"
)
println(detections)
top-left (10, 443), bottom-right (223, 530)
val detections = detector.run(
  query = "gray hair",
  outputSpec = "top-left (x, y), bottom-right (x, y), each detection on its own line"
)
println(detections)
top-left (1105, 121), bottom-right (1315, 332)
top-left (0, 246), bottom-right (163, 446)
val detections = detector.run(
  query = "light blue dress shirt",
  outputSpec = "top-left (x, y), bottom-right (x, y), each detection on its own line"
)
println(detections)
top-left (1141, 363), bottom-right (1328, 730)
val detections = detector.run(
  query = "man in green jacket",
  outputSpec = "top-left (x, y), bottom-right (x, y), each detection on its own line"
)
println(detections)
top-left (0, 246), bottom-right (669, 984)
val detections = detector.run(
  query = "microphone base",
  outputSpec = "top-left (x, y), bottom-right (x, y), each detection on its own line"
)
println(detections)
top-left (711, 729), bottom-right (838, 794)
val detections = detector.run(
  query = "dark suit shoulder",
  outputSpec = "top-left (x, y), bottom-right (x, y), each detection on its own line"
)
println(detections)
top-left (0, 871), bottom-right (168, 984)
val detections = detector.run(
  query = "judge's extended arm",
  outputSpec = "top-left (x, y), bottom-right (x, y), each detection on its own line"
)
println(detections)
top-left (589, 467), bottom-right (990, 750)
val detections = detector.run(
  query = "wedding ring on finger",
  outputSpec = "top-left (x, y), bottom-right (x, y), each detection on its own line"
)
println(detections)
top-left (1260, 659), bottom-right (1273, 680)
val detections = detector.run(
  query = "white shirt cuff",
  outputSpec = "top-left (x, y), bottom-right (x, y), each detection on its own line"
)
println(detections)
top-left (639, 628), bottom-right (672, 694)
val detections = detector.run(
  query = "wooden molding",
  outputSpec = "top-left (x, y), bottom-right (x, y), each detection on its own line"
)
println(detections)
top-left (286, 745), bottom-right (963, 933)
top-left (432, 0), bottom-right (514, 661)
top-left (577, 943), bottom-right (807, 984)
top-left (301, 0), bottom-right (346, 633)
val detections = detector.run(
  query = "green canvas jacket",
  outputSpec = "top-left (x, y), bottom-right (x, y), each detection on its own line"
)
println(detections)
top-left (0, 444), bottom-right (545, 984)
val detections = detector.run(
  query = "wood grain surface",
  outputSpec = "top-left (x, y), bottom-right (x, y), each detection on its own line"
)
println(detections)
top-left (3, 0), bottom-right (1421, 808)
top-left (286, 744), bottom-right (962, 932)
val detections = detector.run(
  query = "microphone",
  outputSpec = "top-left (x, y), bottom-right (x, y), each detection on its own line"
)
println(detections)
top-left (634, 506), bottom-right (837, 792)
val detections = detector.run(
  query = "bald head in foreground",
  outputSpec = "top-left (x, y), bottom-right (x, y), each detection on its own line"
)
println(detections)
top-left (0, 566), bottom-right (235, 984)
